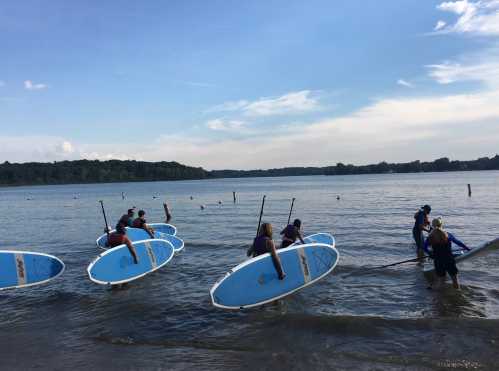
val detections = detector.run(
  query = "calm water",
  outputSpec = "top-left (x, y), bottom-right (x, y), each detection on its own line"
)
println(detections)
top-left (1, 172), bottom-right (499, 370)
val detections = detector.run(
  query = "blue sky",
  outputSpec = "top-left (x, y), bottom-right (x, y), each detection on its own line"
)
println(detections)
top-left (1, 0), bottom-right (498, 169)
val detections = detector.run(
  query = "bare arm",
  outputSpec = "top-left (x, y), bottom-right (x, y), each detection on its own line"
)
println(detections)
top-left (124, 237), bottom-right (139, 264)
top-left (298, 231), bottom-right (305, 244)
top-left (268, 240), bottom-right (285, 280)
top-left (144, 223), bottom-right (155, 238)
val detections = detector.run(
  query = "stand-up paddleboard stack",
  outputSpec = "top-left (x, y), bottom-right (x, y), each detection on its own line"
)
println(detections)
top-left (210, 233), bottom-right (339, 310)
top-left (0, 250), bottom-right (65, 290)
top-left (88, 201), bottom-right (185, 286)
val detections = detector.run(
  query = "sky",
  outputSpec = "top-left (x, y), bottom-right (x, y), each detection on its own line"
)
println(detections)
top-left (1, 0), bottom-right (499, 169)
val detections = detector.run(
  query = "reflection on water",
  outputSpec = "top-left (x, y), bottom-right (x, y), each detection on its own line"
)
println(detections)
top-left (0, 171), bottom-right (499, 369)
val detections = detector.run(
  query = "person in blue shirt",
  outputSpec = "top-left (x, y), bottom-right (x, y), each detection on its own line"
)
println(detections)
top-left (424, 217), bottom-right (470, 289)
top-left (413, 205), bottom-right (431, 263)
top-left (118, 208), bottom-right (135, 227)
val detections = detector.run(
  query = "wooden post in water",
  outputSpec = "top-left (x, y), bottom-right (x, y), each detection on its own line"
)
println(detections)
top-left (163, 203), bottom-right (172, 223)
top-left (233, 191), bottom-right (237, 203)
top-left (468, 184), bottom-right (472, 197)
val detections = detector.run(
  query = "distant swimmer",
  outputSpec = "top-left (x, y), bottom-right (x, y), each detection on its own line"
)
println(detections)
top-left (132, 210), bottom-right (155, 238)
top-left (119, 208), bottom-right (135, 227)
top-left (280, 218), bottom-right (305, 249)
top-left (200, 205), bottom-right (205, 210)
top-left (413, 204), bottom-right (431, 263)
top-left (108, 222), bottom-right (138, 264)
top-left (190, 196), bottom-right (194, 200)
top-left (247, 223), bottom-right (286, 280)
top-left (424, 218), bottom-right (470, 289)
top-left (336, 195), bottom-right (340, 200)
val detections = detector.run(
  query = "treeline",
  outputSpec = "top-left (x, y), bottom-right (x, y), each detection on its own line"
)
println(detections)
top-left (0, 160), bottom-right (207, 186)
top-left (0, 155), bottom-right (498, 186)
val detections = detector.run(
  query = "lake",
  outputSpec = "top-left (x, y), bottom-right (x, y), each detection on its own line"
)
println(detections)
top-left (1, 171), bottom-right (499, 370)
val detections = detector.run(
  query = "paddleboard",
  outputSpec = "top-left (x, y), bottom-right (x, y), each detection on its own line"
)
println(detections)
top-left (96, 223), bottom-right (177, 249)
top-left (0, 250), bottom-right (65, 290)
top-left (296, 232), bottom-right (335, 246)
top-left (87, 239), bottom-right (175, 285)
top-left (423, 237), bottom-right (499, 273)
top-left (210, 242), bottom-right (339, 310)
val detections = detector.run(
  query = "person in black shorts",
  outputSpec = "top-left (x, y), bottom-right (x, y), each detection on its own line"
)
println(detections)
top-left (424, 217), bottom-right (470, 289)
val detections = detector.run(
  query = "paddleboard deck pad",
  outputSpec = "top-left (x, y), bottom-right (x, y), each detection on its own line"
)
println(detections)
top-left (0, 250), bottom-right (65, 290)
top-left (210, 242), bottom-right (339, 310)
top-left (423, 237), bottom-right (499, 273)
top-left (88, 239), bottom-right (174, 285)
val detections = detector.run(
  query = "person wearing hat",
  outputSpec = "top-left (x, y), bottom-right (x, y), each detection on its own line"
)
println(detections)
top-left (280, 218), bottom-right (305, 249)
top-left (118, 208), bottom-right (135, 227)
top-left (424, 217), bottom-right (470, 289)
top-left (132, 210), bottom-right (155, 238)
top-left (413, 205), bottom-right (432, 263)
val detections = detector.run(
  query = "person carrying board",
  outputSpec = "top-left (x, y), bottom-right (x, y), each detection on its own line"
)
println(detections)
top-left (280, 219), bottom-right (305, 249)
top-left (247, 223), bottom-right (286, 280)
top-left (424, 217), bottom-right (470, 289)
top-left (108, 222), bottom-right (139, 264)
top-left (119, 208), bottom-right (135, 227)
top-left (132, 210), bottom-right (155, 238)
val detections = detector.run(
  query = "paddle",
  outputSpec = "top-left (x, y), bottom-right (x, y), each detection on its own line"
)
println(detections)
top-left (341, 255), bottom-right (430, 279)
top-left (163, 203), bottom-right (172, 223)
top-left (256, 195), bottom-right (266, 238)
top-left (287, 197), bottom-right (296, 225)
top-left (99, 200), bottom-right (111, 245)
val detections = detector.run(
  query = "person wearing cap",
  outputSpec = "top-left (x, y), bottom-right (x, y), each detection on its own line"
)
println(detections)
top-left (119, 208), bottom-right (135, 227)
top-left (413, 205), bottom-right (432, 263)
top-left (280, 218), bottom-right (305, 249)
top-left (424, 217), bottom-right (470, 289)
top-left (108, 222), bottom-right (139, 264)
top-left (132, 210), bottom-right (155, 238)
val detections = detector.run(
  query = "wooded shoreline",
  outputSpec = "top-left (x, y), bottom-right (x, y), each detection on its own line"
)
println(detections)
top-left (0, 155), bottom-right (498, 187)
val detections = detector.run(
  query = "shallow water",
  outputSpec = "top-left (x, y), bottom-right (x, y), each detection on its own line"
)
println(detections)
top-left (1, 171), bottom-right (499, 370)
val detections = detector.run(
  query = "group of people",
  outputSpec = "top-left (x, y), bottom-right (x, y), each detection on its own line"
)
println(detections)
top-left (413, 204), bottom-right (471, 289)
top-left (246, 219), bottom-right (306, 281)
top-left (106, 206), bottom-right (169, 264)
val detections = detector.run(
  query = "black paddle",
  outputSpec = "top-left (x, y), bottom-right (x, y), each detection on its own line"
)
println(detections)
top-left (163, 202), bottom-right (172, 223)
top-left (256, 195), bottom-right (266, 238)
top-left (99, 200), bottom-right (111, 245)
top-left (287, 197), bottom-right (296, 225)
top-left (341, 255), bottom-right (430, 279)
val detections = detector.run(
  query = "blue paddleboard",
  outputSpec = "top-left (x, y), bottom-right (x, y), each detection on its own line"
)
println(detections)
top-left (96, 223), bottom-right (177, 249)
top-left (87, 239), bottom-right (174, 285)
top-left (298, 232), bottom-right (335, 246)
top-left (210, 242), bottom-right (339, 310)
top-left (0, 250), bottom-right (65, 290)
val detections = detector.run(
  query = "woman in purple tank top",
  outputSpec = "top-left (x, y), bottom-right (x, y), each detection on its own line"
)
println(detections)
top-left (247, 223), bottom-right (286, 280)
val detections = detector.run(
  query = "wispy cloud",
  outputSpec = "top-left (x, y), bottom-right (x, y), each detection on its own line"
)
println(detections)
top-left (206, 118), bottom-right (245, 131)
top-left (24, 80), bottom-right (48, 91)
top-left (206, 90), bottom-right (321, 117)
top-left (435, 0), bottom-right (499, 35)
top-left (397, 79), bottom-right (414, 88)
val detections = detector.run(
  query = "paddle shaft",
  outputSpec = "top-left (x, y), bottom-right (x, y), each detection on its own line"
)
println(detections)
top-left (163, 203), bottom-right (172, 223)
top-left (256, 195), bottom-right (266, 238)
top-left (99, 200), bottom-right (110, 241)
top-left (287, 198), bottom-right (296, 225)
top-left (374, 255), bottom-right (429, 269)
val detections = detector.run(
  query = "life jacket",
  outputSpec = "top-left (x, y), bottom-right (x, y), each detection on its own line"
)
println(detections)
top-left (413, 209), bottom-right (428, 229)
top-left (283, 224), bottom-right (298, 242)
top-left (132, 217), bottom-right (145, 228)
top-left (253, 236), bottom-right (271, 256)
top-left (108, 232), bottom-right (127, 247)
top-left (428, 230), bottom-right (453, 259)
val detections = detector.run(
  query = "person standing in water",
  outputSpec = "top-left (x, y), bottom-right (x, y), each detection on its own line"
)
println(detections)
top-left (119, 208), bottom-right (135, 227)
top-left (280, 218), bottom-right (305, 249)
top-left (424, 217), bottom-right (470, 289)
top-left (413, 205), bottom-right (431, 263)
top-left (132, 210), bottom-right (155, 238)
top-left (247, 223), bottom-right (286, 280)
top-left (108, 222), bottom-right (139, 264)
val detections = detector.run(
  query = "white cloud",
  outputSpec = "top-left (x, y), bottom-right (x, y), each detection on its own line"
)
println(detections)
top-left (206, 90), bottom-right (321, 117)
top-left (206, 118), bottom-right (245, 131)
top-left (397, 79), bottom-right (414, 88)
top-left (434, 20), bottom-right (447, 30)
top-left (24, 80), bottom-right (48, 91)
top-left (427, 60), bottom-right (499, 84)
top-left (436, 0), bottom-right (499, 35)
